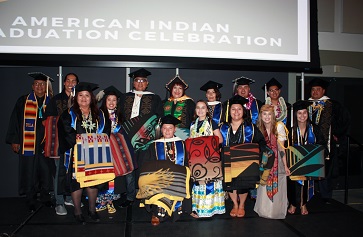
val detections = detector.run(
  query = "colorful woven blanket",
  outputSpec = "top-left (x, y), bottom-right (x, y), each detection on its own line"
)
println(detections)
top-left (74, 133), bottom-right (115, 188)
top-left (44, 115), bottom-right (60, 158)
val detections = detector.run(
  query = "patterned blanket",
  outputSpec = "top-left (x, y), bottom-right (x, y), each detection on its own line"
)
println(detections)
top-left (185, 136), bottom-right (222, 184)
top-left (136, 160), bottom-right (190, 216)
top-left (74, 133), bottom-right (115, 188)
top-left (44, 115), bottom-right (60, 158)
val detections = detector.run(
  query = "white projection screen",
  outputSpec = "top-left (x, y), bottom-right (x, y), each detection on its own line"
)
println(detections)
top-left (0, 0), bottom-right (321, 72)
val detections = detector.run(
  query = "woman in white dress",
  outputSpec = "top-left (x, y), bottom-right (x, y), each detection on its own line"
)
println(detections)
top-left (254, 104), bottom-right (290, 219)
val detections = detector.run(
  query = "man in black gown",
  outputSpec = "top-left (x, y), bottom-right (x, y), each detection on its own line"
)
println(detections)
top-left (6, 72), bottom-right (54, 211)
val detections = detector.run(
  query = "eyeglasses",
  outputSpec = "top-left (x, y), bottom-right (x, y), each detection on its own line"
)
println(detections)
top-left (33, 82), bottom-right (46, 87)
top-left (134, 79), bottom-right (147, 83)
top-left (268, 88), bottom-right (280, 93)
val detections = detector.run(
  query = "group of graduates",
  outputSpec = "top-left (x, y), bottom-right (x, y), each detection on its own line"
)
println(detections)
top-left (6, 68), bottom-right (350, 226)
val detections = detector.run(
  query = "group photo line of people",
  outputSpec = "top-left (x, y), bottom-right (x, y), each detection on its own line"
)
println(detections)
top-left (5, 68), bottom-right (350, 226)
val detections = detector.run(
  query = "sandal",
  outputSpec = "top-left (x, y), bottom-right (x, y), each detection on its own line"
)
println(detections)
top-left (107, 203), bottom-right (116, 214)
top-left (237, 209), bottom-right (245, 218)
top-left (301, 205), bottom-right (309, 215)
top-left (287, 205), bottom-right (296, 214)
top-left (190, 211), bottom-right (199, 218)
top-left (230, 208), bottom-right (238, 217)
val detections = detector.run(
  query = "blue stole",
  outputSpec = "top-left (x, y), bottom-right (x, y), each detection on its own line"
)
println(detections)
top-left (113, 124), bottom-right (121, 134)
top-left (220, 122), bottom-right (254, 147)
top-left (211, 103), bottom-right (222, 125)
top-left (249, 99), bottom-right (259, 124)
top-left (155, 140), bottom-right (185, 166)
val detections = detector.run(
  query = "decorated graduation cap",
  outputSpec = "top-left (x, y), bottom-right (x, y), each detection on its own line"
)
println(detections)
top-left (160, 114), bottom-right (181, 126)
top-left (165, 76), bottom-right (189, 91)
top-left (128, 68), bottom-right (151, 79)
top-left (200, 80), bottom-right (223, 91)
top-left (28, 72), bottom-right (54, 82)
top-left (293, 100), bottom-right (313, 111)
top-left (96, 85), bottom-right (123, 101)
top-left (228, 95), bottom-right (249, 106)
top-left (75, 82), bottom-right (99, 93)
top-left (262, 77), bottom-right (282, 91)
top-left (307, 78), bottom-right (330, 89)
top-left (232, 76), bottom-right (255, 85)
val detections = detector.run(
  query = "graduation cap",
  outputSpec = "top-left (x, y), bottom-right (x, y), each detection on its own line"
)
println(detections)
top-left (293, 100), bottom-right (313, 111)
top-left (75, 82), bottom-right (99, 93)
top-left (228, 95), bottom-right (249, 106)
top-left (28, 72), bottom-right (54, 82)
top-left (232, 76), bottom-right (255, 85)
top-left (96, 85), bottom-right (123, 101)
top-left (160, 114), bottom-right (181, 126)
top-left (262, 77), bottom-right (282, 91)
top-left (307, 78), bottom-right (330, 89)
top-left (128, 68), bottom-right (151, 79)
top-left (200, 80), bottom-right (223, 91)
top-left (165, 76), bottom-right (189, 91)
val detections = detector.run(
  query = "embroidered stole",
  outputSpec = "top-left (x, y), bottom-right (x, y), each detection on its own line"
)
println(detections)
top-left (22, 92), bottom-right (49, 156)
top-left (264, 129), bottom-right (278, 201)
top-left (208, 102), bottom-right (222, 126)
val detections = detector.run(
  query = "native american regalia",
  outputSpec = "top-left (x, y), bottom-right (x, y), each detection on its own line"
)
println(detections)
top-left (137, 137), bottom-right (190, 222)
top-left (308, 96), bottom-right (350, 199)
top-left (163, 96), bottom-right (196, 140)
top-left (220, 121), bottom-right (266, 193)
top-left (287, 123), bottom-right (326, 206)
top-left (222, 93), bottom-right (262, 124)
top-left (58, 107), bottom-right (113, 192)
top-left (186, 119), bottom-right (225, 218)
top-left (264, 97), bottom-right (291, 125)
top-left (6, 92), bottom-right (53, 202)
top-left (207, 101), bottom-right (224, 127)
top-left (254, 122), bottom-right (289, 219)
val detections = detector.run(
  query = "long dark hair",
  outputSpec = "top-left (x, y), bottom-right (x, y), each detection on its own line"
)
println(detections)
top-left (99, 92), bottom-right (123, 123)
top-left (291, 108), bottom-right (313, 144)
top-left (73, 91), bottom-right (100, 123)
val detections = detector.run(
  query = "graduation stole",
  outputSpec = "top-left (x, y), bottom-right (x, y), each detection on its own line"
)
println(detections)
top-left (208, 102), bottom-right (222, 126)
top-left (190, 118), bottom-right (213, 138)
top-left (264, 129), bottom-right (278, 201)
top-left (164, 95), bottom-right (191, 126)
top-left (220, 122), bottom-right (253, 147)
top-left (155, 139), bottom-right (185, 166)
top-left (22, 92), bottom-right (50, 156)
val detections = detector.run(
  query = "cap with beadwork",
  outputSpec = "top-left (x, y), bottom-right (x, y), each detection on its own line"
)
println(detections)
top-left (75, 82), bottom-right (99, 92)
top-left (293, 100), bottom-right (313, 111)
top-left (228, 95), bottom-right (249, 106)
top-left (128, 68), bottom-right (151, 79)
top-left (262, 77), bottom-right (282, 91)
top-left (165, 76), bottom-right (188, 91)
top-left (232, 76), bottom-right (255, 85)
top-left (200, 80), bottom-right (223, 91)
top-left (28, 72), bottom-right (54, 82)
top-left (307, 78), bottom-right (330, 89)
top-left (160, 114), bottom-right (181, 126)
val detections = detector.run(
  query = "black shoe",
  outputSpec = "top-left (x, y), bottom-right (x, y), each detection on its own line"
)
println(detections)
top-left (74, 214), bottom-right (86, 225)
top-left (119, 200), bottom-right (134, 208)
top-left (88, 210), bottom-right (100, 222)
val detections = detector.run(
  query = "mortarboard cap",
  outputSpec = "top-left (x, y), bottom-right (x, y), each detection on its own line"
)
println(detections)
top-left (307, 78), bottom-right (330, 89)
top-left (262, 77), bottom-right (282, 91)
top-left (28, 72), bottom-right (54, 82)
top-left (128, 68), bottom-right (151, 79)
top-left (103, 85), bottom-right (123, 98)
top-left (293, 100), bottom-right (313, 111)
top-left (160, 114), bottom-right (181, 126)
top-left (75, 82), bottom-right (99, 93)
top-left (165, 76), bottom-right (189, 91)
top-left (228, 95), bottom-right (249, 106)
top-left (232, 76), bottom-right (255, 85)
top-left (200, 80), bottom-right (223, 91)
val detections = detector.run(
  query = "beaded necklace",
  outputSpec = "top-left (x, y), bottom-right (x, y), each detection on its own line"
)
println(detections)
top-left (81, 110), bottom-right (96, 133)
top-left (165, 142), bottom-right (176, 162)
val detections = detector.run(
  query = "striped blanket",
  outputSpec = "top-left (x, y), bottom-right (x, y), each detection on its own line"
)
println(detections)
top-left (74, 133), bottom-right (115, 188)
top-left (109, 131), bottom-right (136, 176)
top-left (223, 143), bottom-right (260, 190)
top-left (136, 160), bottom-right (190, 216)
top-left (44, 115), bottom-right (60, 158)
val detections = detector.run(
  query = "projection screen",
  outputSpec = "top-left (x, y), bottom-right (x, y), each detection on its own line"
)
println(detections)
top-left (0, 0), bottom-right (321, 72)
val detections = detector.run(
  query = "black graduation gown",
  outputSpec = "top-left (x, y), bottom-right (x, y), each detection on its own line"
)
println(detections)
top-left (6, 94), bottom-right (53, 196)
